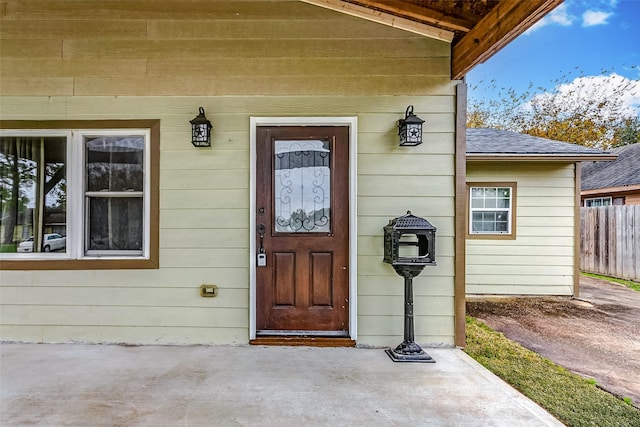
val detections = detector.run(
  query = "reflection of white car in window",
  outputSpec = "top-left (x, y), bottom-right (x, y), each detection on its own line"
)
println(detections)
top-left (17, 234), bottom-right (66, 253)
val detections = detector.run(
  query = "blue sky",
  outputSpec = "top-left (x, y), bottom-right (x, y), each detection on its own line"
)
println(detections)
top-left (466, 0), bottom-right (640, 113)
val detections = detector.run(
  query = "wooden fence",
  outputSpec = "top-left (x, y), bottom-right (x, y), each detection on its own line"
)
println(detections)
top-left (580, 205), bottom-right (640, 282)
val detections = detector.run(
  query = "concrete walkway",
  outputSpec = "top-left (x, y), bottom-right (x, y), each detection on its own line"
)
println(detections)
top-left (1, 344), bottom-right (561, 426)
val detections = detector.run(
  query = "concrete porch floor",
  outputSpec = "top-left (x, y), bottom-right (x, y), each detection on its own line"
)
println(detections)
top-left (1, 344), bottom-right (562, 426)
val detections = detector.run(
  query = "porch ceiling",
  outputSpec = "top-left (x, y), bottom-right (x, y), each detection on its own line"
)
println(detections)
top-left (301, 0), bottom-right (563, 79)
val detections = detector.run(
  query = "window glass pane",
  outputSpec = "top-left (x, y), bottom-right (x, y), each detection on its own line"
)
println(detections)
top-left (482, 222), bottom-right (495, 232)
top-left (86, 136), bottom-right (144, 192)
top-left (0, 136), bottom-right (67, 254)
top-left (471, 198), bottom-right (484, 208)
top-left (274, 139), bottom-right (330, 233)
top-left (483, 212), bottom-right (496, 222)
top-left (87, 197), bottom-right (143, 251)
top-left (485, 198), bottom-right (497, 208)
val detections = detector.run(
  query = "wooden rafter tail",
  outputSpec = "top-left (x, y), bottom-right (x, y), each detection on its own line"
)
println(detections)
top-left (349, 0), bottom-right (474, 33)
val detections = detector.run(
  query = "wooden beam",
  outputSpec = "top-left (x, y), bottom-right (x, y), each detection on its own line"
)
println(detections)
top-left (351, 0), bottom-right (474, 32)
top-left (574, 162), bottom-right (581, 297)
top-left (300, 0), bottom-right (454, 42)
top-left (454, 82), bottom-right (467, 348)
top-left (452, 0), bottom-right (563, 79)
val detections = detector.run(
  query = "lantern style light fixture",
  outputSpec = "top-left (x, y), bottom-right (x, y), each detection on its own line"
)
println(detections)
top-left (397, 105), bottom-right (425, 146)
top-left (190, 107), bottom-right (213, 147)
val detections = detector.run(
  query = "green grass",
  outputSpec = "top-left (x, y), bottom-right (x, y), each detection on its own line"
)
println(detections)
top-left (0, 243), bottom-right (17, 253)
top-left (582, 272), bottom-right (640, 292)
top-left (465, 316), bottom-right (640, 427)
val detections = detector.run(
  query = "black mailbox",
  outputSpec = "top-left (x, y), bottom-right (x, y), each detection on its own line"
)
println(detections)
top-left (383, 211), bottom-right (436, 269)
top-left (383, 211), bottom-right (437, 363)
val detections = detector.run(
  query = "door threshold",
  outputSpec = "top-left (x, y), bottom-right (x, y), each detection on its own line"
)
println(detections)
top-left (257, 329), bottom-right (348, 337)
top-left (250, 336), bottom-right (356, 347)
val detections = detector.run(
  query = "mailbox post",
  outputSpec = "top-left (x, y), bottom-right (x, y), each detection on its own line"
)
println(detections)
top-left (383, 211), bottom-right (437, 362)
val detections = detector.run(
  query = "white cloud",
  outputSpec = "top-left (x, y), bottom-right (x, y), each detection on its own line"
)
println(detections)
top-left (549, 4), bottom-right (577, 26)
top-left (600, 0), bottom-right (620, 8)
top-left (582, 10), bottom-right (613, 26)
top-left (530, 73), bottom-right (640, 118)
top-left (526, 4), bottom-right (575, 33)
top-left (526, 2), bottom-right (618, 33)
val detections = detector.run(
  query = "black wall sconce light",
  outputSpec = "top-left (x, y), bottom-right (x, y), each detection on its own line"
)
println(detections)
top-left (190, 107), bottom-right (213, 147)
top-left (397, 105), bottom-right (425, 146)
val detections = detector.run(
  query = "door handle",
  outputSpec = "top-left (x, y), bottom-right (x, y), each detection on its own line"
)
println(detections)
top-left (257, 224), bottom-right (266, 253)
top-left (257, 224), bottom-right (267, 267)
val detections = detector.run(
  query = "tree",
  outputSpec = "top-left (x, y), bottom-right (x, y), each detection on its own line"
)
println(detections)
top-left (0, 137), bottom-right (66, 246)
top-left (0, 140), bottom-right (34, 245)
top-left (468, 69), bottom-right (640, 149)
top-left (613, 116), bottom-right (640, 147)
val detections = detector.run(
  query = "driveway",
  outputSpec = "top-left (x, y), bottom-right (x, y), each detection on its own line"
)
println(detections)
top-left (0, 344), bottom-right (561, 426)
top-left (467, 276), bottom-right (640, 407)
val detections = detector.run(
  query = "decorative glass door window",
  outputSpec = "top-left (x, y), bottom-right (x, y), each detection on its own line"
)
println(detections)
top-left (274, 139), bottom-right (331, 233)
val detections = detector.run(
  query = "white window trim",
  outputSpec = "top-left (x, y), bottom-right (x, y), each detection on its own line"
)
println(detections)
top-left (584, 196), bottom-right (612, 207)
top-left (249, 116), bottom-right (358, 341)
top-left (0, 128), bottom-right (151, 261)
top-left (77, 129), bottom-right (151, 260)
top-left (469, 185), bottom-right (514, 235)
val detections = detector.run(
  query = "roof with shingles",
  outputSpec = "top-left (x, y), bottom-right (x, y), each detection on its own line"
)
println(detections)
top-left (466, 128), bottom-right (611, 156)
top-left (581, 143), bottom-right (640, 190)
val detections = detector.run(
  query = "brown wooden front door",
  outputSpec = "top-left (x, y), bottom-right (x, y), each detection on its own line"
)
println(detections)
top-left (256, 126), bottom-right (349, 336)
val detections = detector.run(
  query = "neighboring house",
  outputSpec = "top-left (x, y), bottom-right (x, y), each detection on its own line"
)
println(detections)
top-left (0, 1), bottom-right (563, 348)
top-left (0, 209), bottom-right (66, 243)
top-left (465, 128), bottom-right (614, 296)
top-left (581, 143), bottom-right (640, 206)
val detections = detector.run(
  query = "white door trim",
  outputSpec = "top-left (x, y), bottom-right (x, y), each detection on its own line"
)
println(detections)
top-left (249, 116), bottom-right (358, 340)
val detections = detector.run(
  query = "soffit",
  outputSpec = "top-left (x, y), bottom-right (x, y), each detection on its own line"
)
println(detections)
top-left (301, 0), bottom-right (563, 79)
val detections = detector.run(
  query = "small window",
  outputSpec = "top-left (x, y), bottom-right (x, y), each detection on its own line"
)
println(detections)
top-left (0, 121), bottom-right (159, 270)
top-left (467, 183), bottom-right (516, 239)
top-left (585, 197), bottom-right (612, 207)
